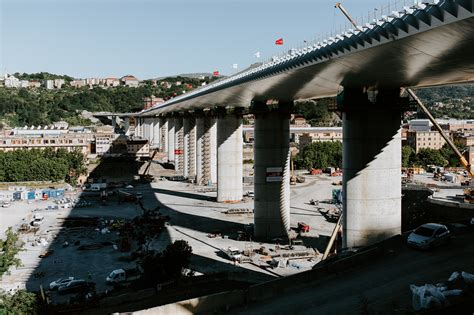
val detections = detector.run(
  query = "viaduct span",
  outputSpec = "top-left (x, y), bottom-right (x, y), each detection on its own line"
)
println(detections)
top-left (128, 0), bottom-right (474, 248)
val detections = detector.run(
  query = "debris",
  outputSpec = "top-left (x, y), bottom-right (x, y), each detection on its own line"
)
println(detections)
top-left (222, 208), bottom-right (253, 215)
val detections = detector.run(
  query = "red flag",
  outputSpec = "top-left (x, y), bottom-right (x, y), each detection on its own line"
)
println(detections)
top-left (275, 38), bottom-right (284, 45)
top-left (212, 71), bottom-right (219, 76)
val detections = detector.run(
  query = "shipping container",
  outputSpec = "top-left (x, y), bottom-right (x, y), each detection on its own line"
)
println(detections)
top-left (27, 191), bottom-right (36, 200)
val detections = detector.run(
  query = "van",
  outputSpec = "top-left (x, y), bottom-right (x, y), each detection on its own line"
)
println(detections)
top-left (31, 214), bottom-right (44, 226)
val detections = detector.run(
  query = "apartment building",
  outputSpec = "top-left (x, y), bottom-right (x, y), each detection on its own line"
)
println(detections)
top-left (407, 130), bottom-right (447, 152)
top-left (0, 133), bottom-right (93, 155)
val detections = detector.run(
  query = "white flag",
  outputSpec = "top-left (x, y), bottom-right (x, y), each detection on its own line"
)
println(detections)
top-left (232, 63), bottom-right (238, 69)
top-left (254, 51), bottom-right (261, 58)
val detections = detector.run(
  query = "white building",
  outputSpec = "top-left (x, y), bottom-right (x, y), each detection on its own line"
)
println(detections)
top-left (19, 80), bottom-right (30, 88)
top-left (121, 75), bottom-right (139, 88)
top-left (70, 79), bottom-right (86, 88)
top-left (45, 80), bottom-right (54, 89)
top-left (54, 79), bottom-right (65, 89)
top-left (4, 74), bottom-right (20, 88)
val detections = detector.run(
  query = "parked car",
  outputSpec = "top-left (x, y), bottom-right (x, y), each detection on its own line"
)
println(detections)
top-left (106, 268), bottom-right (142, 284)
top-left (407, 223), bottom-right (450, 249)
top-left (224, 247), bottom-right (242, 261)
top-left (49, 277), bottom-right (74, 290)
top-left (1, 201), bottom-right (11, 208)
top-left (31, 214), bottom-right (44, 226)
top-left (58, 280), bottom-right (94, 294)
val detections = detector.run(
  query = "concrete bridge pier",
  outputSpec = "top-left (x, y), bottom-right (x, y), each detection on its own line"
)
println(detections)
top-left (340, 88), bottom-right (406, 248)
top-left (135, 117), bottom-right (142, 138)
top-left (145, 118), bottom-right (153, 144)
top-left (253, 102), bottom-right (292, 239)
top-left (124, 117), bottom-right (131, 136)
top-left (217, 109), bottom-right (243, 202)
top-left (174, 117), bottom-right (185, 175)
top-left (152, 117), bottom-right (160, 148)
top-left (159, 118), bottom-right (168, 153)
top-left (167, 118), bottom-right (175, 164)
top-left (195, 116), bottom-right (205, 185)
top-left (196, 115), bottom-right (217, 185)
top-left (183, 116), bottom-right (196, 180)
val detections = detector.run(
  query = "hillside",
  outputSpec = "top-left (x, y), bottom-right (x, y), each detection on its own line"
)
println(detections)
top-left (0, 72), bottom-right (472, 128)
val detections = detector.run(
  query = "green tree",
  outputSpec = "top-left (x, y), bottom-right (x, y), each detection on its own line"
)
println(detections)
top-left (296, 141), bottom-right (342, 170)
top-left (0, 228), bottom-right (23, 278)
top-left (0, 290), bottom-right (38, 315)
top-left (439, 141), bottom-right (466, 167)
top-left (162, 240), bottom-right (193, 278)
top-left (402, 145), bottom-right (415, 167)
top-left (414, 148), bottom-right (447, 168)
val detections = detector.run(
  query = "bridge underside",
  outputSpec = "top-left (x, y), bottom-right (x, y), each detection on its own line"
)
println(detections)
top-left (146, 15), bottom-right (473, 115)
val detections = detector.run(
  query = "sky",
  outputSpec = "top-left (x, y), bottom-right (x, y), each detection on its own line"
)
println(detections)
top-left (1, 0), bottom-right (399, 79)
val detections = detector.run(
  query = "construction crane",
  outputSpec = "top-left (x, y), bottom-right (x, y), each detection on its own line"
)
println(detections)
top-left (334, 3), bottom-right (362, 32)
top-left (405, 88), bottom-right (473, 177)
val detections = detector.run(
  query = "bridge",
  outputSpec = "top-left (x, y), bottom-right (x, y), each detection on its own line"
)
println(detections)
top-left (128, 0), bottom-right (474, 248)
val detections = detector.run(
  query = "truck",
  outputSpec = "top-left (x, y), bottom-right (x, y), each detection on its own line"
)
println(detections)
top-left (106, 268), bottom-right (142, 284)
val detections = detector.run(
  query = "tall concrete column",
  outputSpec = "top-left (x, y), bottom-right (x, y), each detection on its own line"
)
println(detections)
top-left (196, 117), bottom-right (205, 184)
top-left (253, 103), bottom-right (291, 239)
top-left (340, 88), bottom-right (404, 248)
top-left (175, 118), bottom-right (184, 174)
top-left (152, 117), bottom-right (160, 148)
top-left (167, 118), bottom-right (175, 163)
top-left (217, 111), bottom-right (243, 202)
top-left (146, 118), bottom-right (153, 144)
top-left (124, 117), bottom-right (130, 136)
top-left (197, 116), bottom-right (217, 185)
top-left (135, 117), bottom-right (142, 138)
top-left (160, 118), bottom-right (168, 153)
top-left (183, 117), bottom-right (196, 179)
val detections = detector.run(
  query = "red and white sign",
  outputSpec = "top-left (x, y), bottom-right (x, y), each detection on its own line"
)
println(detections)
top-left (275, 38), bottom-right (284, 45)
top-left (174, 149), bottom-right (183, 155)
top-left (266, 167), bottom-right (283, 182)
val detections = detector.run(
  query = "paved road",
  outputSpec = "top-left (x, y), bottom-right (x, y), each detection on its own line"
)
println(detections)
top-left (232, 229), bottom-right (474, 314)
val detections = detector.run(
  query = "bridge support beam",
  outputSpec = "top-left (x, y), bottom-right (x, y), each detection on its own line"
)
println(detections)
top-left (145, 118), bottom-right (153, 144)
top-left (340, 88), bottom-right (405, 248)
top-left (183, 117), bottom-right (196, 180)
top-left (135, 117), bottom-right (142, 138)
top-left (152, 117), bottom-right (160, 148)
top-left (253, 102), bottom-right (292, 239)
top-left (124, 117), bottom-right (131, 136)
top-left (167, 118), bottom-right (175, 164)
top-left (159, 118), bottom-right (168, 153)
top-left (196, 115), bottom-right (217, 185)
top-left (175, 118), bottom-right (184, 174)
top-left (217, 110), bottom-right (243, 202)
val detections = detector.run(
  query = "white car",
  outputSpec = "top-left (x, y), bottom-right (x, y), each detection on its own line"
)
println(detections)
top-left (1, 202), bottom-right (11, 208)
top-left (49, 277), bottom-right (74, 290)
top-left (407, 223), bottom-right (450, 249)
top-left (31, 214), bottom-right (44, 226)
top-left (224, 247), bottom-right (242, 261)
